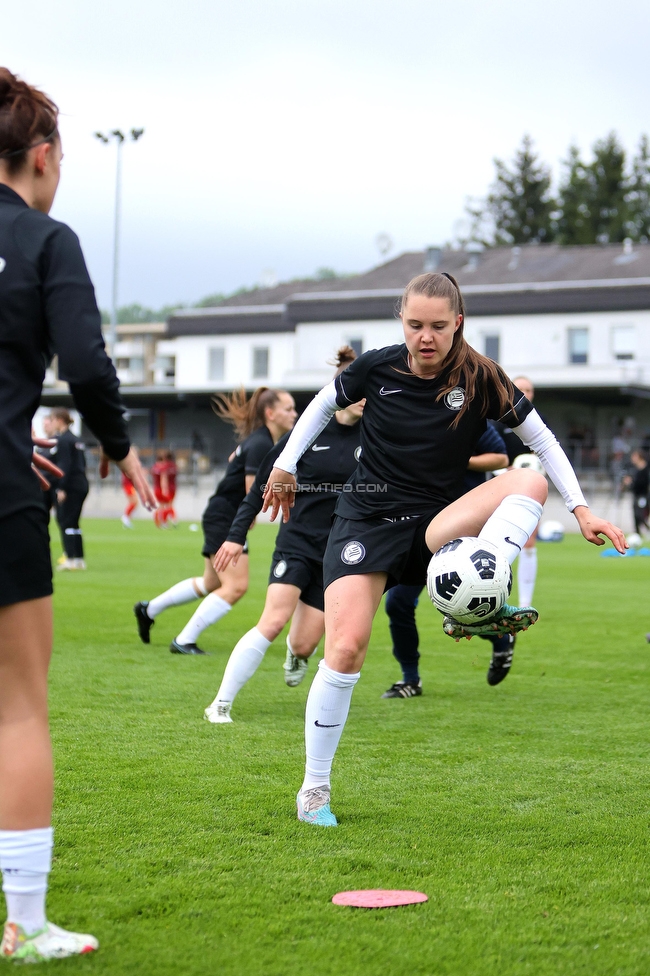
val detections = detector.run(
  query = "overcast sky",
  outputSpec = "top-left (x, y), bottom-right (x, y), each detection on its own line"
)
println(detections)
top-left (3, 0), bottom-right (649, 309)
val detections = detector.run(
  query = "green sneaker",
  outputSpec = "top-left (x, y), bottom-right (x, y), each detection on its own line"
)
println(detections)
top-left (1, 921), bottom-right (98, 961)
top-left (443, 604), bottom-right (538, 641)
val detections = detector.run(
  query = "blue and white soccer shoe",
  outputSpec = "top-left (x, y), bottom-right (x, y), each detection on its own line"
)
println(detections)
top-left (297, 787), bottom-right (338, 826)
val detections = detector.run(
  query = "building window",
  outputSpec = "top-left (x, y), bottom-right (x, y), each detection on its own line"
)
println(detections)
top-left (208, 347), bottom-right (225, 381)
top-left (611, 325), bottom-right (635, 360)
top-left (568, 328), bottom-right (589, 364)
top-left (252, 347), bottom-right (269, 379)
top-left (349, 338), bottom-right (363, 357)
top-left (484, 335), bottom-right (500, 362)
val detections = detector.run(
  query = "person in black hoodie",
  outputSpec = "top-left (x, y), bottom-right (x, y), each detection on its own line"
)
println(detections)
top-left (0, 68), bottom-right (155, 961)
top-left (42, 408), bottom-right (89, 570)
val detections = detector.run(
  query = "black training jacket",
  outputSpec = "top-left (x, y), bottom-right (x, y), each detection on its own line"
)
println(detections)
top-left (0, 184), bottom-right (129, 519)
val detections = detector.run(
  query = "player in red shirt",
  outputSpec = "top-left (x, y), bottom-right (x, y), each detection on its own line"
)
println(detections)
top-left (151, 450), bottom-right (177, 527)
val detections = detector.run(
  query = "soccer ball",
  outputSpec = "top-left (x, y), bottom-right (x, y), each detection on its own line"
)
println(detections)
top-left (426, 537), bottom-right (512, 624)
top-left (512, 453), bottom-right (546, 476)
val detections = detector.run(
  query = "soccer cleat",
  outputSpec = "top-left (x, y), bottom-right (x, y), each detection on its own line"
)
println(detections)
top-left (443, 604), bottom-right (538, 641)
top-left (487, 634), bottom-right (516, 686)
top-left (204, 701), bottom-right (233, 724)
top-left (73, 558), bottom-right (87, 570)
top-left (283, 647), bottom-right (309, 687)
top-left (296, 786), bottom-right (337, 826)
top-left (1, 921), bottom-right (98, 962)
top-left (134, 601), bottom-right (154, 644)
top-left (381, 680), bottom-right (422, 699)
top-left (170, 639), bottom-right (208, 655)
top-left (56, 558), bottom-right (76, 572)
top-left (121, 514), bottom-right (133, 528)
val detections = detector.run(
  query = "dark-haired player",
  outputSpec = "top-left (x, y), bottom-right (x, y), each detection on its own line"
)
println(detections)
top-left (263, 272), bottom-right (625, 827)
top-left (134, 388), bottom-right (296, 654)
top-left (42, 409), bottom-right (88, 570)
top-left (0, 67), bottom-right (155, 960)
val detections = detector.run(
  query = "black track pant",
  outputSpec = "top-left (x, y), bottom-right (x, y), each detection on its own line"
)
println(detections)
top-left (56, 488), bottom-right (88, 559)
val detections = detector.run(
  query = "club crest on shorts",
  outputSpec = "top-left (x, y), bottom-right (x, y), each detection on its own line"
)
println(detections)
top-left (354, 446), bottom-right (362, 461)
top-left (341, 541), bottom-right (366, 565)
top-left (273, 559), bottom-right (287, 578)
top-left (444, 387), bottom-right (465, 411)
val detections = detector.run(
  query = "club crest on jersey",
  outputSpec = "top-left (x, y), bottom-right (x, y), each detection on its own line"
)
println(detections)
top-left (444, 387), bottom-right (465, 411)
top-left (273, 560), bottom-right (287, 578)
top-left (341, 541), bottom-right (366, 565)
top-left (354, 446), bottom-right (362, 461)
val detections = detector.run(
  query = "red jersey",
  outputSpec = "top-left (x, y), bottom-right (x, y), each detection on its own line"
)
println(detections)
top-left (121, 472), bottom-right (135, 493)
top-left (151, 460), bottom-right (177, 498)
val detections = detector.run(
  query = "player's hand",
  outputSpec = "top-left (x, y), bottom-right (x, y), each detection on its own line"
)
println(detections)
top-left (31, 437), bottom-right (64, 489)
top-left (574, 506), bottom-right (627, 553)
top-left (213, 542), bottom-right (244, 573)
top-left (101, 447), bottom-right (157, 511)
top-left (262, 467), bottom-right (297, 522)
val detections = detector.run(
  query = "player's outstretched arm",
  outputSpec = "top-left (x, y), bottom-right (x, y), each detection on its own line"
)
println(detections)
top-left (100, 446), bottom-right (157, 511)
top-left (262, 468), bottom-right (297, 522)
top-left (573, 505), bottom-right (627, 553)
top-left (213, 542), bottom-right (244, 573)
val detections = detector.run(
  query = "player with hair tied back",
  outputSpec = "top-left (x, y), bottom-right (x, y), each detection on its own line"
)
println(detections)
top-left (263, 271), bottom-right (626, 827)
top-left (0, 68), bottom-right (156, 960)
top-left (42, 408), bottom-right (89, 570)
top-left (134, 387), bottom-right (297, 654)
top-left (205, 347), bottom-right (364, 724)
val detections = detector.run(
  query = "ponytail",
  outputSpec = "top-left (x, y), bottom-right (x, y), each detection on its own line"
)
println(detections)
top-left (329, 344), bottom-right (357, 378)
top-left (0, 68), bottom-right (58, 174)
top-left (211, 386), bottom-right (282, 441)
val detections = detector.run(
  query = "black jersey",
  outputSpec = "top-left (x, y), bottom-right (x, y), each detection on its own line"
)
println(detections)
top-left (205, 424), bottom-right (274, 516)
top-left (0, 184), bottom-right (129, 520)
top-left (630, 466), bottom-right (649, 498)
top-left (47, 430), bottom-right (88, 494)
top-left (333, 343), bottom-right (532, 519)
top-left (227, 416), bottom-right (361, 558)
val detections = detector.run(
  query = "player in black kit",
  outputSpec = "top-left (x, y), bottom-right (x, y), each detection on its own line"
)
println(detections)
top-left (0, 67), bottom-right (154, 960)
top-left (42, 408), bottom-right (89, 571)
top-left (204, 347), bottom-right (363, 723)
top-left (134, 387), bottom-right (296, 654)
top-left (263, 271), bottom-right (626, 827)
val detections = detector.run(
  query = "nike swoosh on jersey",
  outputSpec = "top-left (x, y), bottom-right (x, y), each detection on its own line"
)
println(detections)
top-left (311, 445), bottom-right (331, 451)
top-left (314, 720), bottom-right (341, 728)
top-left (379, 387), bottom-right (402, 395)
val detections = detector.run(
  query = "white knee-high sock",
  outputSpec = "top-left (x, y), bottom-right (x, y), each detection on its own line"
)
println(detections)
top-left (302, 661), bottom-right (360, 792)
top-left (147, 578), bottom-right (207, 619)
top-left (0, 828), bottom-right (53, 935)
top-left (213, 627), bottom-right (271, 703)
top-left (517, 546), bottom-right (538, 606)
top-left (479, 494), bottom-right (543, 566)
top-left (176, 592), bottom-right (232, 646)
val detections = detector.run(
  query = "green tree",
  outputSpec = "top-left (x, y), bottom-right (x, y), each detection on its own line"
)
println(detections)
top-left (626, 135), bottom-right (650, 241)
top-left (555, 145), bottom-right (593, 245)
top-left (556, 132), bottom-right (629, 244)
top-left (466, 135), bottom-right (556, 246)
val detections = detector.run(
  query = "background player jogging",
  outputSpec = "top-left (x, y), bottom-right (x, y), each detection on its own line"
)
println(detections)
top-left (205, 347), bottom-right (364, 724)
top-left (262, 271), bottom-right (626, 827)
top-left (134, 387), bottom-right (296, 654)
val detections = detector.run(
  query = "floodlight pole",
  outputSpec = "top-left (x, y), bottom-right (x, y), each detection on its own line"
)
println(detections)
top-left (94, 128), bottom-right (145, 360)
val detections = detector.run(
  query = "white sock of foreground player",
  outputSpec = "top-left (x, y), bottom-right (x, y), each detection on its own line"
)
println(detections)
top-left (146, 577), bottom-right (207, 619)
top-left (212, 627), bottom-right (271, 703)
top-left (301, 661), bottom-right (360, 792)
top-left (517, 546), bottom-right (538, 607)
top-left (176, 592), bottom-right (232, 646)
top-left (478, 494), bottom-right (543, 573)
top-left (0, 827), bottom-right (52, 935)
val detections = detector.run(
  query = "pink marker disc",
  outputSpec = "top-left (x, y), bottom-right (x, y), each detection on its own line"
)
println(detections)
top-left (332, 889), bottom-right (428, 908)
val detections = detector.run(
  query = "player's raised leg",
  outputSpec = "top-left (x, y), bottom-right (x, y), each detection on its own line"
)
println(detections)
top-left (298, 572), bottom-right (386, 826)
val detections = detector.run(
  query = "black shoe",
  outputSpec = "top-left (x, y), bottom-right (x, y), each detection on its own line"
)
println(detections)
top-left (134, 601), bottom-right (154, 644)
top-left (170, 639), bottom-right (209, 655)
top-left (487, 634), bottom-right (516, 686)
top-left (381, 680), bottom-right (422, 699)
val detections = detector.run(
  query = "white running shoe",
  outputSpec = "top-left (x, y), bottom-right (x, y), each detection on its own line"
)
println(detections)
top-left (204, 701), bottom-right (233, 724)
top-left (1, 921), bottom-right (98, 961)
top-left (283, 647), bottom-right (309, 687)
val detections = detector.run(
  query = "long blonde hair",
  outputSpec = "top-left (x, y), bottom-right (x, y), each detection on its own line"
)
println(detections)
top-left (211, 387), bottom-right (282, 441)
top-left (399, 272), bottom-right (514, 426)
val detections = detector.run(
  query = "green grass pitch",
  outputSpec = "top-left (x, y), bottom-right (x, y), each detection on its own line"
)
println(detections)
top-left (46, 519), bottom-right (650, 975)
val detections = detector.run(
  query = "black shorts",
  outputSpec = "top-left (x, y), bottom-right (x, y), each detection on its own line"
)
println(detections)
top-left (201, 501), bottom-right (249, 558)
top-left (322, 511), bottom-right (442, 592)
top-left (268, 550), bottom-right (324, 611)
top-left (0, 507), bottom-right (53, 607)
